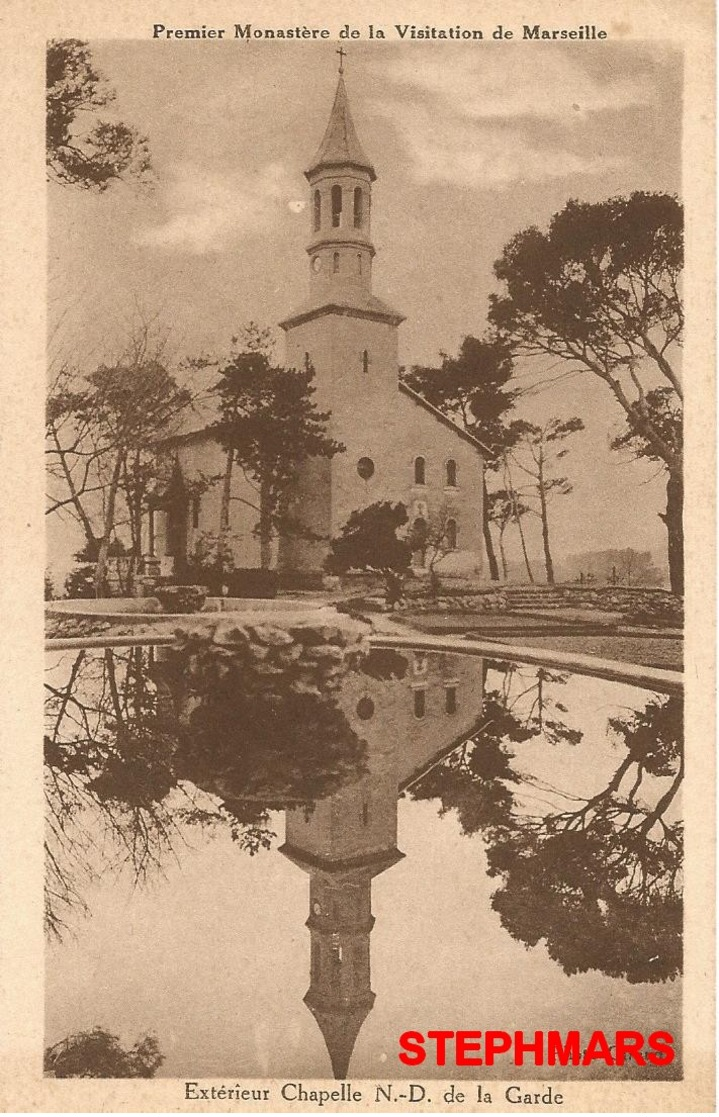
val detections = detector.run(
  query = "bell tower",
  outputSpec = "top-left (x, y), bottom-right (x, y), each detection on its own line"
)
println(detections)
top-left (304, 54), bottom-right (376, 302)
top-left (279, 56), bottom-right (404, 398)
top-left (279, 56), bottom-right (405, 575)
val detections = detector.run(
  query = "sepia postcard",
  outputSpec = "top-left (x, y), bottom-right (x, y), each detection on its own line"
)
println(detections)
top-left (0, 0), bottom-right (715, 1112)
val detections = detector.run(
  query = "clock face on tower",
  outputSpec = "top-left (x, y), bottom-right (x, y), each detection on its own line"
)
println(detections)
top-left (312, 256), bottom-right (322, 273)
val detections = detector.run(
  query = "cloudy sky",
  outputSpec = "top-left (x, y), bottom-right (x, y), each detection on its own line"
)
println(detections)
top-left (49, 39), bottom-right (682, 577)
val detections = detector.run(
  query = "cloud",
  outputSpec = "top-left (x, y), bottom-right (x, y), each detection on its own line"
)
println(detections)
top-left (372, 101), bottom-right (622, 187)
top-left (133, 161), bottom-right (298, 253)
top-left (366, 50), bottom-right (650, 188)
top-left (375, 51), bottom-right (653, 123)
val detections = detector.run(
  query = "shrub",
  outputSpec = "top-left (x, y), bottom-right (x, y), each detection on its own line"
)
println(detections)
top-left (278, 569), bottom-right (326, 591)
top-left (64, 564), bottom-right (96, 599)
top-left (45, 1028), bottom-right (163, 1078)
top-left (225, 568), bottom-right (279, 598)
top-left (154, 585), bottom-right (207, 614)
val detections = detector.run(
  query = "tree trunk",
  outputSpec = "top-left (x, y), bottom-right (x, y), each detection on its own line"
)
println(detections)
top-left (660, 470), bottom-right (684, 596)
top-left (536, 672), bottom-right (544, 731)
top-left (259, 478), bottom-right (272, 571)
top-left (538, 457), bottom-right (555, 584)
top-left (126, 450), bottom-right (142, 595)
top-left (94, 452), bottom-right (123, 597)
top-left (482, 475), bottom-right (500, 581)
top-left (503, 456), bottom-right (534, 583)
top-left (512, 498), bottom-right (534, 583)
top-left (498, 527), bottom-right (508, 580)
top-left (49, 422), bottom-right (99, 553)
top-left (220, 448), bottom-right (233, 533)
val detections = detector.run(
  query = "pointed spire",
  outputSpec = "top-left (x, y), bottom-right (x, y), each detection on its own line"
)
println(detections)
top-left (304, 993), bottom-right (375, 1080)
top-left (306, 75), bottom-right (376, 182)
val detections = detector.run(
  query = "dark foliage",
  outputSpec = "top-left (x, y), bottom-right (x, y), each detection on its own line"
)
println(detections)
top-left (47, 40), bottom-right (152, 190)
top-left (411, 670), bottom-right (682, 983)
top-left (490, 191), bottom-right (684, 593)
top-left (325, 502), bottom-right (412, 576)
top-left (211, 351), bottom-right (343, 563)
top-left (45, 1027), bottom-right (163, 1077)
top-left (404, 335), bottom-right (517, 463)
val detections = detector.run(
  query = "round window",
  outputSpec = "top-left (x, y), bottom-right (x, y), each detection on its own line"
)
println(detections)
top-left (356, 696), bottom-right (375, 720)
top-left (357, 457), bottom-right (375, 480)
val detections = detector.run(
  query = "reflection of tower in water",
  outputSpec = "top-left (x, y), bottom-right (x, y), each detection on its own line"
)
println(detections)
top-left (281, 650), bottom-right (486, 1079)
top-left (280, 724), bottom-right (404, 1079)
top-left (281, 845), bottom-right (404, 1078)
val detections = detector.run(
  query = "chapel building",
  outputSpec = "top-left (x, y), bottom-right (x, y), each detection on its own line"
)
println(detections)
top-left (153, 65), bottom-right (485, 579)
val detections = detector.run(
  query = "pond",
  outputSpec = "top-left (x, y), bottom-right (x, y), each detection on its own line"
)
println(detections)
top-left (44, 627), bottom-right (682, 1081)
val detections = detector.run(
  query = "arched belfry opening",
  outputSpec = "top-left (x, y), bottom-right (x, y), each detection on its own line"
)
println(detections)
top-left (353, 187), bottom-right (363, 228)
top-left (331, 185), bottom-right (342, 227)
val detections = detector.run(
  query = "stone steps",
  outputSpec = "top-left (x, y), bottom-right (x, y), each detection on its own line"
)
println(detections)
top-left (503, 588), bottom-right (565, 609)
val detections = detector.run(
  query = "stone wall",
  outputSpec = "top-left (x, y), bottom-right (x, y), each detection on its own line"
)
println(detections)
top-left (407, 590), bottom-right (509, 614)
top-left (404, 584), bottom-right (683, 623)
top-left (551, 586), bottom-right (682, 613)
top-left (171, 616), bottom-right (371, 698)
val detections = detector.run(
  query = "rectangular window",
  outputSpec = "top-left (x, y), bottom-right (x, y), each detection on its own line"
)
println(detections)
top-left (414, 689), bottom-right (426, 719)
top-left (445, 687), bottom-right (457, 715)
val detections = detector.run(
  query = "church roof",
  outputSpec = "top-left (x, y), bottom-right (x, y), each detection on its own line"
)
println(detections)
top-left (279, 290), bottom-right (404, 330)
top-left (306, 76), bottom-right (376, 182)
top-left (399, 382), bottom-right (490, 456)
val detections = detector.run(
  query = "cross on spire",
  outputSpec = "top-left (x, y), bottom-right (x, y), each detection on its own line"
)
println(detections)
top-left (336, 46), bottom-right (347, 75)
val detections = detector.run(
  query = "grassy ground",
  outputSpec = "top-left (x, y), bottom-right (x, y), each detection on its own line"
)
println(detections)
top-left (401, 612), bottom-right (613, 635)
top-left (397, 609), bottom-right (683, 671)
top-left (486, 633), bottom-right (682, 671)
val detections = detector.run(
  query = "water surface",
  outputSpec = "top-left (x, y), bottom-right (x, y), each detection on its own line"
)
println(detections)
top-left (44, 642), bottom-right (682, 1080)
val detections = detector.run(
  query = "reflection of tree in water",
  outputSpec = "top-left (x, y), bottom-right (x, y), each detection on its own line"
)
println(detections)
top-left (359, 647), bottom-right (409, 682)
top-left (44, 648), bottom-right (188, 937)
top-left (45, 1027), bottom-right (163, 1078)
top-left (495, 660), bottom-right (584, 747)
top-left (410, 663), bottom-right (582, 836)
top-left (411, 664), bottom-right (682, 983)
top-left (44, 636), bottom-right (371, 935)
